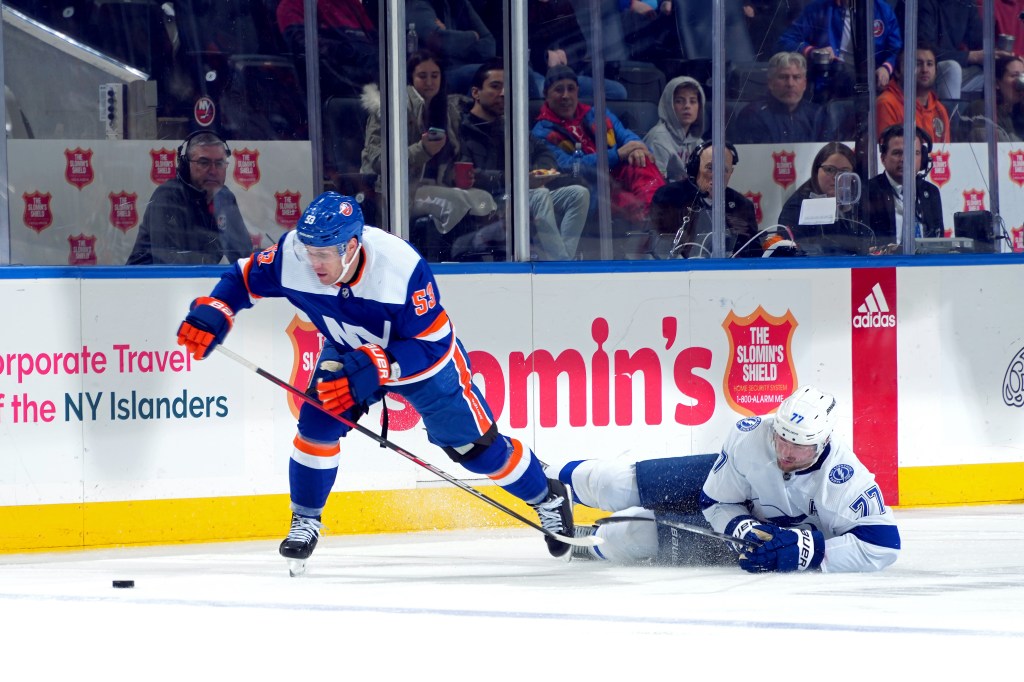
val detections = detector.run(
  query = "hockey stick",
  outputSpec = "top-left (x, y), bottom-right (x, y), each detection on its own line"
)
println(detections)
top-left (214, 345), bottom-right (599, 548)
top-left (595, 515), bottom-right (754, 550)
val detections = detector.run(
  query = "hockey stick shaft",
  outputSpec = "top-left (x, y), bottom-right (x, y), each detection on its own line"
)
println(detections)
top-left (214, 345), bottom-right (598, 547)
top-left (594, 515), bottom-right (751, 549)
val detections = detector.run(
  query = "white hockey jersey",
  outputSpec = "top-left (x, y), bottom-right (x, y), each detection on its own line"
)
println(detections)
top-left (702, 416), bottom-right (900, 573)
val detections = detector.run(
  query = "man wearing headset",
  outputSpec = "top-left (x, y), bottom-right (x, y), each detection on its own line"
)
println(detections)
top-left (648, 140), bottom-right (762, 258)
top-left (863, 125), bottom-right (945, 252)
top-left (127, 131), bottom-right (254, 265)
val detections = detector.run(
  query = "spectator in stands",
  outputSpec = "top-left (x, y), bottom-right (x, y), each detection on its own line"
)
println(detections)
top-left (649, 141), bottom-right (762, 258)
top-left (776, 0), bottom-right (902, 96)
top-left (621, 1), bottom-right (679, 66)
top-left (743, 1), bottom-right (809, 61)
top-left (644, 76), bottom-right (707, 182)
top-left (876, 43), bottom-right (951, 144)
top-left (531, 65), bottom-right (665, 225)
top-left (730, 52), bottom-right (836, 144)
top-left (459, 60), bottom-right (590, 260)
top-left (360, 50), bottom-right (497, 256)
top-left (917, 0), bottom-right (1012, 100)
top-left (276, 0), bottom-right (378, 97)
top-left (527, 0), bottom-right (627, 100)
top-left (127, 131), bottom-right (253, 265)
top-left (969, 56), bottom-right (1024, 142)
top-left (675, 0), bottom-right (755, 63)
top-left (406, 0), bottom-right (496, 95)
top-left (990, 0), bottom-right (1024, 58)
top-left (863, 125), bottom-right (944, 251)
top-left (777, 142), bottom-right (871, 256)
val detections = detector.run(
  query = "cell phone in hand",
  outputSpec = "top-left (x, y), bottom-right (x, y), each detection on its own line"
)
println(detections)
top-left (426, 127), bottom-right (445, 141)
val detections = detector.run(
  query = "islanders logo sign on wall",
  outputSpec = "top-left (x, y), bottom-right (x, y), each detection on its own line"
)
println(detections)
top-left (721, 305), bottom-right (798, 417)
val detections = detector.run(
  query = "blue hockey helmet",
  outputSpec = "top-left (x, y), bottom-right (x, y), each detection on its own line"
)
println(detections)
top-left (296, 192), bottom-right (364, 247)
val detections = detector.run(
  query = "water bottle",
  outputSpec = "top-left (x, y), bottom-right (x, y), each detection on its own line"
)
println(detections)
top-left (571, 142), bottom-right (583, 178)
top-left (406, 23), bottom-right (418, 55)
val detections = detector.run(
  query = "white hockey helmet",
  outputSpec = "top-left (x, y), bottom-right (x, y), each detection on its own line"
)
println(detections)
top-left (773, 385), bottom-right (838, 455)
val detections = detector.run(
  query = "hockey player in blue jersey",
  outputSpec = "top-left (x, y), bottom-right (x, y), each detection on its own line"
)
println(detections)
top-left (555, 386), bottom-right (900, 573)
top-left (176, 192), bottom-right (573, 574)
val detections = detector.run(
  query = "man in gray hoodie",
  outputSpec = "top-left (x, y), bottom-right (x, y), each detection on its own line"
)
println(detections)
top-left (643, 76), bottom-right (707, 182)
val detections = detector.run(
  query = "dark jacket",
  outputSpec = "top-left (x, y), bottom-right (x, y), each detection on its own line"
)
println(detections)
top-left (650, 180), bottom-right (762, 258)
top-left (406, 0), bottom-right (496, 69)
top-left (863, 172), bottom-right (945, 242)
top-left (527, 0), bottom-right (590, 76)
top-left (777, 183), bottom-right (872, 256)
top-left (916, 0), bottom-right (983, 68)
top-left (126, 177), bottom-right (252, 265)
top-left (731, 96), bottom-right (836, 145)
top-left (777, 0), bottom-right (902, 74)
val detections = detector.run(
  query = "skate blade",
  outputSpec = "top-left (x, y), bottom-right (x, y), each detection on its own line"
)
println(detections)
top-left (287, 558), bottom-right (308, 577)
top-left (550, 532), bottom-right (604, 547)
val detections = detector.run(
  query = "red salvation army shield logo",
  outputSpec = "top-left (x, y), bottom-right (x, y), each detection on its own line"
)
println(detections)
top-left (963, 189), bottom-right (986, 212)
top-left (744, 191), bottom-right (763, 224)
top-left (286, 315), bottom-right (326, 420)
top-left (22, 191), bottom-right (53, 233)
top-left (64, 147), bottom-right (94, 190)
top-left (721, 305), bottom-right (798, 417)
top-left (275, 190), bottom-right (302, 228)
top-left (1008, 150), bottom-right (1024, 187)
top-left (929, 150), bottom-right (950, 187)
top-left (772, 151), bottom-right (796, 189)
top-left (232, 148), bottom-right (261, 190)
top-left (108, 191), bottom-right (139, 232)
top-left (67, 233), bottom-right (98, 265)
top-left (150, 148), bottom-right (177, 185)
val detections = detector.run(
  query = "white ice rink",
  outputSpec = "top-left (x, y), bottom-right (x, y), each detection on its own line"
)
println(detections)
top-left (1, 504), bottom-right (1021, 681)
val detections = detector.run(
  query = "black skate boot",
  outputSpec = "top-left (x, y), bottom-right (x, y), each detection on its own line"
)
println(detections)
top-left (279, 513), bottom-right (323, 577)
top-left (531, 478), bottom-right (574, 558)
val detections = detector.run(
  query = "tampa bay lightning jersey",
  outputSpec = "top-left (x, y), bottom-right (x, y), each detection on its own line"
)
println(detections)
top-left (211, 227), bottom-right (456, 385)
top-left (702, 416), bottom-right (900, 573)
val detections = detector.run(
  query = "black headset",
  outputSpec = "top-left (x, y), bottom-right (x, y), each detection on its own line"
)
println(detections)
top-left (176, 129), bottom-right (231, 179)
top-left (878, 124), bottom-right (933, 176)
top-left (686, 139), bottom-right (740, 184)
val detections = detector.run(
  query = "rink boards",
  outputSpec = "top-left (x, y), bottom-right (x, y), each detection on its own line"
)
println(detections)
top-left (1, 260), bottom-right (1023, 551)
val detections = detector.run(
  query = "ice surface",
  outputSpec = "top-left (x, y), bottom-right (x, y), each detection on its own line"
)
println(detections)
top-left (1, 505), bottom-right (1021, 680)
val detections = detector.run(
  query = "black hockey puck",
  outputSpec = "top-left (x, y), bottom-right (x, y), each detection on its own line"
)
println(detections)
top-left (112, 580), bottom-right (135, 589)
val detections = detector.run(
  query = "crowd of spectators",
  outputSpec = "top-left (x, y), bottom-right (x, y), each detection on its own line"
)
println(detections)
top-left (12, 1), bottom-right (1016, 263)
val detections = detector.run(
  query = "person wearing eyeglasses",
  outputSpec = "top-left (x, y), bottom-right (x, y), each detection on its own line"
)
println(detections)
top-left (127, 131), bottom-right (254, 265)
top-left (776, 141), bottom-right (872, 256)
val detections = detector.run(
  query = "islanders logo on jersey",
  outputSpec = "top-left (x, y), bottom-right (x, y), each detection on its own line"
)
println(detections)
top-left (828, 464), bottom-right (855, 484)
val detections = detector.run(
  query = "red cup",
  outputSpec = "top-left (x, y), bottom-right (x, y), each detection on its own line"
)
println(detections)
top-left (454, 161), bottom-right (474, 189)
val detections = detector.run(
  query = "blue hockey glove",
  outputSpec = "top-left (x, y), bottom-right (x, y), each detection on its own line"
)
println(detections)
top-left (316, 344), bottom-right (391, 415)
top-left (737, 527), bottom-right (825, 573)
top-left (177, 297), bottom-right (234, 360)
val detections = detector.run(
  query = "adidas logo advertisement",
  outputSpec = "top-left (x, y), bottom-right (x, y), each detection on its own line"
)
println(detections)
top-left (853, 283), bottom-right (896, 328)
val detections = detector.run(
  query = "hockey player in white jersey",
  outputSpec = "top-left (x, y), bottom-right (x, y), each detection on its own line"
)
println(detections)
top-left (554, 386), bottom-right (900, 573)
top-left (176, 192), bottom-right (573, 574)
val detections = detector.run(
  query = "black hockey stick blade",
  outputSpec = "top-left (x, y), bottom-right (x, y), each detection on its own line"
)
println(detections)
top-left (595, 515), bottom-right (753, 550)
top-left (214, 345), bottom-right (601, 548)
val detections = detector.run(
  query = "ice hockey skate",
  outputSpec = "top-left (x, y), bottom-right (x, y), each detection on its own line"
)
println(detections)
top-left (279, 513), bottom-right (323, 577)
top-left (565, 524), bottom-right (599, 562)
top-left (531, 479), bottom-right (574, 558)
